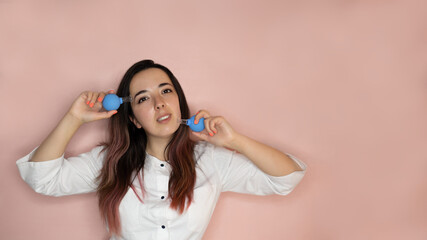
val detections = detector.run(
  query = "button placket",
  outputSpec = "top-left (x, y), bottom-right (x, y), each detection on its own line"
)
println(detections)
top-left (157, 161), bottom-right (168, 202)
top-left (157, 223), bottom-right (169, 240)
top-left (154, 159), bottom-right (169, 239)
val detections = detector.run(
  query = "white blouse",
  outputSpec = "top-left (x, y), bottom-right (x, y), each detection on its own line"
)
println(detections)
top-left (16, 142), bottom-right (306, 240)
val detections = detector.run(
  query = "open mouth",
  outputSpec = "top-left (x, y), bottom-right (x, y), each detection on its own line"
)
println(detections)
top-left (157, 114), bottom-right (171, 122)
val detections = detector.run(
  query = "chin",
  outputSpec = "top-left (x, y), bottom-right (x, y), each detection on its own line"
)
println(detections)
top-left (159, 124), bottom-right (181, 138)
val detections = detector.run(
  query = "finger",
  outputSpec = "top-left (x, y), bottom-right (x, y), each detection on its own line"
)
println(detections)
top-left (106, 110), bottom-right (118, 118)
top-left (195, 110), bottom-right (210, 124)
top-left (210, 117), bottom-right (218, 134)
top-left (204, 118), bottom-right (214, 137)
top-left (108, 89), bottom-right (115, 94)
top-left (191, 131), bottom-right (209, 141)
top-left (95, 110), bottom-right (118, 120)
top-left (86, 92), bottom-right (93, 105)
top-left (81, 92), bottom-right (89, 104)
top-left (97, 92), bottom-right (107, 103)
top-left (89, 92), bottom-right (99, 108)
top-left (189, 130), bottom-right (202, 142)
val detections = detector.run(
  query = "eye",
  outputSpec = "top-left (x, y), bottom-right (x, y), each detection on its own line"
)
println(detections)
top-left (138, 96), bottom-right (148, 103)
top-left (162, 88), bottom-right (172, 94)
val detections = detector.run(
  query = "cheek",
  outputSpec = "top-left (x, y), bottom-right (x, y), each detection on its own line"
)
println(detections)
top-left (172, 97), bottom-right (181, 114)
top-left (133, 105), bottom-right (154, 124)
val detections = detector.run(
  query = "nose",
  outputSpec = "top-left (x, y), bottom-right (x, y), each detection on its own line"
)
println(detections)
top-left (156, 103), bottom-right (165, 110)
top-left (154, 96), bottom-right (165, 110)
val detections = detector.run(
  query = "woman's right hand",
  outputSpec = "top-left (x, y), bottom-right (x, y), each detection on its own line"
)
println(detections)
top-left (67, 90), bottom-right (118, 124)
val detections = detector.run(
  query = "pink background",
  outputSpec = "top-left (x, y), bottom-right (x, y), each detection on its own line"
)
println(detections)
top-left (1, 1), bottom-right (427, 239)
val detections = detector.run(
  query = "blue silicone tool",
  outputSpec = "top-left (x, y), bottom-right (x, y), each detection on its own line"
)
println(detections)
top-left (180, 115), bottom-right (205, 132)
top-left (102, 94), bottom-right (132, 111)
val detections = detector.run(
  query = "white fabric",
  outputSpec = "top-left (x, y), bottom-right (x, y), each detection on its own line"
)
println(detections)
top-left (16, 142), bottom-right (306, 240)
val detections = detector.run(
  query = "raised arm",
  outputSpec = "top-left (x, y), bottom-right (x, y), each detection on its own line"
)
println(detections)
top-left (31, 90), bottom-right (117, 162)
top-left (225, 133), bottom-right (302, 176)
top-left (191, 110), bottom-right (303, 177)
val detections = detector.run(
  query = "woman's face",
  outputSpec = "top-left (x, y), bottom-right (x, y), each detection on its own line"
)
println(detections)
top-left (129, 68), bottom-right (181, 140)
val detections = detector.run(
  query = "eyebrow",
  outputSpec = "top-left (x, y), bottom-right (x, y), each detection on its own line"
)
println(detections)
top-left (134, 82), bottom-right (173, 99)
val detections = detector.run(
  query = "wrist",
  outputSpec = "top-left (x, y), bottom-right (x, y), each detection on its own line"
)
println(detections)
top-left (227, 133), bottom-right (247, 152)
top-left (64, 112), bottom-right (84, 128)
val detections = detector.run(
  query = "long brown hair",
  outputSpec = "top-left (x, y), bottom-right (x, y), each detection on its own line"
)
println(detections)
top-left (96, 60), bottom-right (196, 238)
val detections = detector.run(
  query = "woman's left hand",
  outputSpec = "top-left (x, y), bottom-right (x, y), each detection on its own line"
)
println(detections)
top-left (190, 110), bottom-right (237, 149)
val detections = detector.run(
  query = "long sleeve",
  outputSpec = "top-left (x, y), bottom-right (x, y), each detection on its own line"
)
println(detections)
top-left (210, 144), bottom-right (306, 196)
top-left (16, 146), bottom-right (106, 197)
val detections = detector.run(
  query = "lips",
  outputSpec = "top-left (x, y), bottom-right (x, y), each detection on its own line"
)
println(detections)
top-left (157, 114), bottom-right (171, 122)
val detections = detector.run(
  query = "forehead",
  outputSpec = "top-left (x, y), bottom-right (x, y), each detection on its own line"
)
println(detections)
top-left (129, 68), bottom-right (173, 94)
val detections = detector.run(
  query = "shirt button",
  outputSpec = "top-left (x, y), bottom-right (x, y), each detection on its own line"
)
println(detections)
top-left (161, 225), bottom-right (166, 229)
top-left (161, 196), bottom-right (165, 200)
top-left (160, 163), bottom-right (165, 167)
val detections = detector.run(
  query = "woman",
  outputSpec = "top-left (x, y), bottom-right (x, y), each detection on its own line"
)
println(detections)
top-left (17, 59), bottom-right (306, 240)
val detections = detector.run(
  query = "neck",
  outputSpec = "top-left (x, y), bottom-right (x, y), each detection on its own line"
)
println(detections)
top-left (146, 136), bottom-right (172, 161)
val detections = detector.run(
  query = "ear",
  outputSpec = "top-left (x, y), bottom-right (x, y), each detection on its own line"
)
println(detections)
top-left (129, 116), bottom-right (143, 129)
